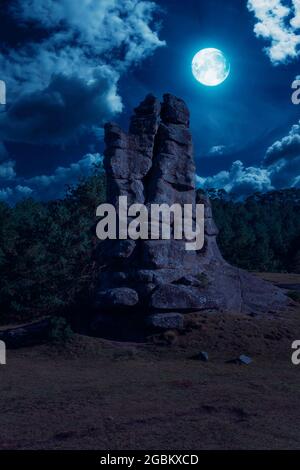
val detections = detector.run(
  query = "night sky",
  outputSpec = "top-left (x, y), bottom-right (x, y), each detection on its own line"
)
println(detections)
top-left (0, 0), bottom-right (300, 203)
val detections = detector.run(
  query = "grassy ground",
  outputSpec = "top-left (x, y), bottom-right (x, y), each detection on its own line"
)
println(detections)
top-left (0, 273), bottom-right (300, 450)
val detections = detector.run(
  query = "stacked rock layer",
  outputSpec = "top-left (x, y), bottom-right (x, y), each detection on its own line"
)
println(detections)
top-left (94, 94), bottom-right (287, 331)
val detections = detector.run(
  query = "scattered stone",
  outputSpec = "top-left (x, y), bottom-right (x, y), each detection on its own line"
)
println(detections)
top-left (163, 330), bottom-right (178, 344)
top-left (197, 351), bottom-right (209, 362)
top-left (150, 284), bottom-right (214, 311)
top-left (227, 354), bottom-right (253, 365)
top-left (238, 354), bottom-right (253, 365)
top-left (96, 288), bottom-right (139, 309)
top-left (147, 313), bottom-right (184, 330)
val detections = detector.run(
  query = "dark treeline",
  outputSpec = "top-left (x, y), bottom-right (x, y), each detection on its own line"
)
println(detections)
top-left (208, 188), bottom-right (300, 273)
top-left (0, 173), bottom-right (105, 323)
top-left (0, 174), bottom-right (299, 322)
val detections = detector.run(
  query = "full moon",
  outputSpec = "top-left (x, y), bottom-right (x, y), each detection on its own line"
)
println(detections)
top-left (192, 48), bottom-right (230, 86)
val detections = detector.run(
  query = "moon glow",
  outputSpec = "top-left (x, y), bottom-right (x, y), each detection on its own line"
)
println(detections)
top-left (192, 48), bottom-right (230, 86)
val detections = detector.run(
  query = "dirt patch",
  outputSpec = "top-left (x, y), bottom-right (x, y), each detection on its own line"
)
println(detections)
top-left (175, 310), bottom-right (300, 359)
top-left (1, 303), bottom-right (300, 450)
top-left (1, 273), bottom-right (300, 450)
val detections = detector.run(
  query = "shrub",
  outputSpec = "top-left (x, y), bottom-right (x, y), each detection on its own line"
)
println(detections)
top-left (49, 316), bottom-right (73, 344)
top-left (0, 172), bottom-right (106, 323)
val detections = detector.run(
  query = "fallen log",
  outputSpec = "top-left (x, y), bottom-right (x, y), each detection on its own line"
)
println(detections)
top-left (0, 318), bottom-right (52, 349)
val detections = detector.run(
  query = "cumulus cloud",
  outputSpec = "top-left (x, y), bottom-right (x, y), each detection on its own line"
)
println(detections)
top-left (263, 120), bottom-right (300, 187)
top-left (198, 119), bottom-right (300, 197)
top-left (0, 71), bottom-right (121, 145)
top-left (197, 160), bottom-right (273, 197)
top-left (0, 185), bottom-right (33, 205)
top-left (208, 145), bottom-right (227, 156)
top-left (0, 160), bottom-right (16, 180)
top-left (24, 152), bottom-right (103, 200)
top-left (10, 0), bottom-right (164, 69)
top-left (0, 0), bottom-right (165, 145)
top-left (247, 0), bottom-right (300, 64)
top-left (264, 121), bottom-right (300, 164)
top-left (269, 156), bottom-right (300, 188)
top-left (0, 153), bottom-right (103, 204)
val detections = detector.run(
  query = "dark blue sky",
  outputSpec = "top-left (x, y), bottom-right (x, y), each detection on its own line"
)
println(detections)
top-left (119, 0), bottom-right (299, 174)
top-left (0, 0), bottom-right (300, 202)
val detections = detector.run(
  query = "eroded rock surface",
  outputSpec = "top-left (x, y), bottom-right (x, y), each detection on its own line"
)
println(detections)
top-left (94, 93), bottom-right (288, 329)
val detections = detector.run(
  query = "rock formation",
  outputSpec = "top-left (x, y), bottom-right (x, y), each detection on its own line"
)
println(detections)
top-left (93, 93), bottom-right (288, 334)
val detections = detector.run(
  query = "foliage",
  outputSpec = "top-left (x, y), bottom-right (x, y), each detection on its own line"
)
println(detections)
top-left (0, 179), bottom-right (299, 324)
top-left (287, 291), bottom-right (300, 303)
top-left (49, 316), bottom-right (73, 343)
top-left (208, 189), bottom-right (300, 272)
top-left (0, 172), bottom-right (106, 323)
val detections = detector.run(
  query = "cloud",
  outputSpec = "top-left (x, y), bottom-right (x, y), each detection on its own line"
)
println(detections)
top-left (293, 174), bottom-right (300, 187)
top-left (0, 185), bottom-right (33, 204)
top-left (264, 121), bottom-right (300, 164)
top-left (208, 145), bottom-right (227, 156)
top-left (247, 0), bottom-right (300, 64)
top-left (0, 0), bottom-right (165, 145)
top-left (0, 70), bottom-right (121, 145)
top-left (197, 160), bottom-right (273, 197)
top-left (198, 119), bottom-right (300, 197)
top-left (0, 160), bottom-right (16, 180)
top-left (269, 156), bottom-right (300, 188)
top-left (25, 152), bottom-right (103, 200)
top-left (10, 0), bottom-right (164, 68)
top-left (0, 152), bottom-right (103, 204)
top-left (263, 120), bottom-right (300, 188)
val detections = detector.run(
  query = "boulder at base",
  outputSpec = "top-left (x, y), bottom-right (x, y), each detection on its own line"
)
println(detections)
top-left (93, 93), bottom-right (288, 331)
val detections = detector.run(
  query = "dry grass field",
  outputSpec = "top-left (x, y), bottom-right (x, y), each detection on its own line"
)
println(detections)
top-left (0, 273), bottom-right (300, 450)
